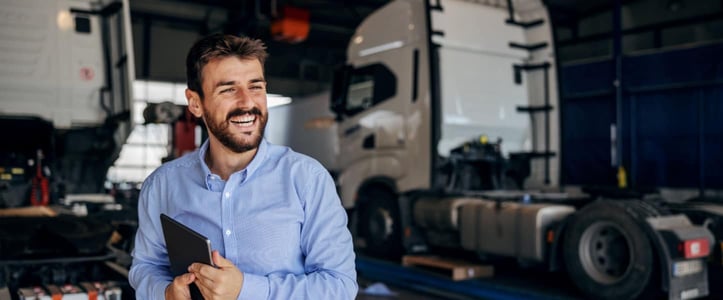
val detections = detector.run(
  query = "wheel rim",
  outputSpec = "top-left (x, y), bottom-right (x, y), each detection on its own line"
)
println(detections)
top-left (578, 221), bottom-right (633, 284)
top-left (368, 207), bottom-right (394, 243)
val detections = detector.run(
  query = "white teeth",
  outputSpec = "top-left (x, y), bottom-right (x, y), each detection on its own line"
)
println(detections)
top-left (230, 115), bottom-right (256, 124)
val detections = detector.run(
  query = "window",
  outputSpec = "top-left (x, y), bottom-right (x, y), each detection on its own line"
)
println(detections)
top-left (106, 80), bottom-right (192, 184)
top-left (333, 63), bottom-right (397, 117)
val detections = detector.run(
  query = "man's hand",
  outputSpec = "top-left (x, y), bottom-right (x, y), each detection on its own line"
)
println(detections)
top-left (189, 250), bottom-right (244, 300)
top-left (165, 273), bottom-right (195, 300)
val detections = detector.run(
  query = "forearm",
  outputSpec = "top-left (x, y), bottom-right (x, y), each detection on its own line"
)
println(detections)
top-left (129, 260), bottom-right (173, 299)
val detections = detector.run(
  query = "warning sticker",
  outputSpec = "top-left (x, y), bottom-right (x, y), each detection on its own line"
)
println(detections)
top-left (80, 67), bottom-right (94, 81)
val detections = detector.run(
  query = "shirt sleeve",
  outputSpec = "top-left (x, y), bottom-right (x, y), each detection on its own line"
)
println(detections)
top-left (237, 169), bottom-right (358, 300)
top-left (128, 175), bottom-right (174, 299)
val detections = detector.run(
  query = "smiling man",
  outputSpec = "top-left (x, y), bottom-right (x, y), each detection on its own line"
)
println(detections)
top-left (128, 34), bottom-right (358, 300)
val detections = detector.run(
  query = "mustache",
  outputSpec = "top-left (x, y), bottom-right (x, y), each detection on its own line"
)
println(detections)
top-left (227, 107), bottom-right (263, 120)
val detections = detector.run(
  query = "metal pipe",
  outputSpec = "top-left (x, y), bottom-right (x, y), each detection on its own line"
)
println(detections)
top-left (630, 94), bottom-right (637, 188)
top-left (613, 0), bottom-right (624, 185)
top-left (544, 66), bottom-right (550, 185)
top-left (562, 79), bottom-right (723, 100)
top-left (698, 90), bottom-right (706, 198)
top-left (506, 0), bottom-right (515, 22)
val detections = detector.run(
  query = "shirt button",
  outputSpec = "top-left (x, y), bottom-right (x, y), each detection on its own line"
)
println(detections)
top-left (225, 229), bottom-right (231, 236)
top-left (224, 192), bottom-right (230, 198)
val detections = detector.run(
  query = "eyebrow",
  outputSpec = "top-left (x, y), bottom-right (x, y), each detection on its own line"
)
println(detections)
top-left (213, 78), bottom-right (266, 89)
top-left (214, 80), bottom-right (236, 89)
top-left (249, 77), bottom-right (266, 84)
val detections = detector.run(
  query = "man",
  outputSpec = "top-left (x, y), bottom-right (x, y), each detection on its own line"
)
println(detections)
top-left (129, 34), bottom-right (358, 299)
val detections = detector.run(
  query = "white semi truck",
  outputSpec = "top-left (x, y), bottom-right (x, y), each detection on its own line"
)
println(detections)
top-left (329, 0), bottom-right (721, 299)
top-left (0, 0), bottom-right (135, 201)
top-left (0, 0), bottom-right (135, 296)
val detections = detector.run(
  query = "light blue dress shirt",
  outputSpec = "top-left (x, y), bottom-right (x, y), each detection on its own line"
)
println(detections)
top-left (129, 138), bottom-right (357, 299)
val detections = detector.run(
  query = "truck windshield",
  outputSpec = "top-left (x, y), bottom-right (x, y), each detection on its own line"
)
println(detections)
top-left (331, 63), bottom-right (396, 118)
top-left (347, 76), bottom-right (375, 111)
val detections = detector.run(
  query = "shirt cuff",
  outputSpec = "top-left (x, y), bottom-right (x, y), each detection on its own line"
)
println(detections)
top-left (154, 280), bottom-right (171, 300)
top-left (237, 273), bottom-right (269, 300)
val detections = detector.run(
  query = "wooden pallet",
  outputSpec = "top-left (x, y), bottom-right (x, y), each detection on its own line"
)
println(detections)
top-left (402, 255), bottom-right (494, 281)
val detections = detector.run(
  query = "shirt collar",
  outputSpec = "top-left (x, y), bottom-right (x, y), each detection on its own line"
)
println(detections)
top-left (245, 137), bottom-right (269, 180)
top-left (197, 138), bottom-right (269, 188)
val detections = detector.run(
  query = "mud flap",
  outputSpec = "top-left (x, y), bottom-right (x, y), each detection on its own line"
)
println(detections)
top-left (646, 215), bottom-right (715, 300)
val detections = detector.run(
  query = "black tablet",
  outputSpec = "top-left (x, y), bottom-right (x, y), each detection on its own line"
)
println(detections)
top-left (160, 213), bottom-right (214, 299)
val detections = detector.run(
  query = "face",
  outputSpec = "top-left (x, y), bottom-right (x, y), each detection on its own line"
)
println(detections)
top-left (187, 56), bottom-right (267, 153)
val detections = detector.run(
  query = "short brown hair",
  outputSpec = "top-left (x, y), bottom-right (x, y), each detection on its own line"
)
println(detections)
top-left (186, 34), bottom-right (268, 98)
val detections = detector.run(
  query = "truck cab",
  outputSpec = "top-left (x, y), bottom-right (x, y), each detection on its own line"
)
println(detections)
top-left (331, 0), bottom-right (555, 256)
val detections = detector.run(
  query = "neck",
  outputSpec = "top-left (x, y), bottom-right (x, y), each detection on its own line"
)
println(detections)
top-left (204, 138), bottom-right (258, 180)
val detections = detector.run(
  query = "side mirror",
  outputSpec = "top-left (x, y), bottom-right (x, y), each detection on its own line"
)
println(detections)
top-left (330, 64), bottom-right (352, 121)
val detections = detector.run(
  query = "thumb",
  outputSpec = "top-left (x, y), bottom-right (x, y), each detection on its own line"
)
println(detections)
top-left (212, 250), bottom-right (233, 268)
top-left (176, 272), bottom-right (195, 285)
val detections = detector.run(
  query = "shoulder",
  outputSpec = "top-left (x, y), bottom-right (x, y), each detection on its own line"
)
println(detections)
top-left (143, 149), bottom-right (201, 187)
top-left (265, 143), bottom-right (327, 174)
top-left (268, 144), bottom-right (326, 171)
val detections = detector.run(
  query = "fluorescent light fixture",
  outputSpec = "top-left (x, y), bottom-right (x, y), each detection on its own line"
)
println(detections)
top-left (268, 94), bottom-right (292, 108)
top-left (57, 10), bottom-right (73, 31)
top-left (359, 40), bottom-right (404, 57)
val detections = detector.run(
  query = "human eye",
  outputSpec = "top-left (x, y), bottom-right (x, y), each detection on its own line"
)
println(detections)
top-left (219, 87), bottom-right (235, 94)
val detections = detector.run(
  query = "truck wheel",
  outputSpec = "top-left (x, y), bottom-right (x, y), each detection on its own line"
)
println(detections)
top-left (357, 187), bottom-right (403, 259)
top-left (563, 201), bottom-right (657, 300)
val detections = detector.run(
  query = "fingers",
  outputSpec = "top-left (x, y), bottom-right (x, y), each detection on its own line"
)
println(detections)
top-left (188, 262), bottom-right (217, 283)
top-left (189, 266), bottom-right (218, 299)
top-left (212, 250), bottom-right (233, 268)
top-left (166, 273), bottom-right (195, 300)
top-left (193, 279), bottom-right (214, 298)
top-left (187, 251), bottom-right (244, 299)
top-left (188, 250), bottom-right (225, 282)
top-left (175, 272), bottom-right (195, 285)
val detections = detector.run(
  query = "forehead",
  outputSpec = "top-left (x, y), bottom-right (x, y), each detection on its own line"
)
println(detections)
top-left (201, 56), bottom-right (263, 85)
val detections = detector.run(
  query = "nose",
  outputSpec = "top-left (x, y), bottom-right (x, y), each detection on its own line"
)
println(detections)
top-left (233, 87), bottom-right (254, 104)
top-left (232, 87), bottom-right (266, 109)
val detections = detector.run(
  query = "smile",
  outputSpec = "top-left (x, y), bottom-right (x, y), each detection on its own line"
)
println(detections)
top-left (229, 115), bottom-right (256, 126)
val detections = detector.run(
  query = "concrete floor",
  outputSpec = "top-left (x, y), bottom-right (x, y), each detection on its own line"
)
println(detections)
top-left (357, 276), bottom-right (471, 300)
top-left (355, 255), bottom-right (584, 300)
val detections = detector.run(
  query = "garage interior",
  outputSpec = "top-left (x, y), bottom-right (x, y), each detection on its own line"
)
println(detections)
top-left (1, 0), bottom-right (722, 299)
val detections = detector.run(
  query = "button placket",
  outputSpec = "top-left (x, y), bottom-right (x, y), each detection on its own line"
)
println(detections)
top-left (222, 183), bottom-right (235, 261)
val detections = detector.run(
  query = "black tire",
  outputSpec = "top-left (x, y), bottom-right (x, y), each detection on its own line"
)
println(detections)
top-left (563, 201), bottom-right (658, 300)
top-left (357, 186), bottom-right (403, 259)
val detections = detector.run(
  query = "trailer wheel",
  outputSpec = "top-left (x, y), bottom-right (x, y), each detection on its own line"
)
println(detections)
top-left (357, 186), bottom-right (403, 259)
top-left (563, 201), bottom-right (657, 300)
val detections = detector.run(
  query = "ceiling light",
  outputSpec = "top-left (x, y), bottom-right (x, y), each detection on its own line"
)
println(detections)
top-left (268, 94), bottom-right (292, 108)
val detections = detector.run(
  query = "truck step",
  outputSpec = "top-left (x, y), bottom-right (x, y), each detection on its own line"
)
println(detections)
top-left (509, 151), bottom-right (556, 159)
top-left (509, 42), bottom-right (548, 51)
top-left (516, 105), bottom-right (554, 113)
top-left (504, 0), bottom-right (545, 29)
top-left (505, 19), bottom-right (545, 28)
top-left (402, 255), bottom-right (493, 281)
top-left (514, 62), bottom-right (551, 71)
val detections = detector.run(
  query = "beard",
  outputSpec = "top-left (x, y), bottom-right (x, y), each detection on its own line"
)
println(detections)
top-left (205, 107), bottom-right (267, 153)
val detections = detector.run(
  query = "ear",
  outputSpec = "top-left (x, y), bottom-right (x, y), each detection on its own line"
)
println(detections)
top-left (186, 89), bottom-right (203, 118)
